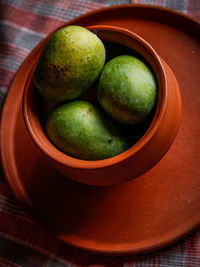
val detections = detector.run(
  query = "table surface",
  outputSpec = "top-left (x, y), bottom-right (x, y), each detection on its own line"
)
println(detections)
top-left (0, 0), bottom-right (200, 266)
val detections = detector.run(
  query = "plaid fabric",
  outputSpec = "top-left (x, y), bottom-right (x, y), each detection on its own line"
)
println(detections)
top-left (0, 0), bottom-right (200, 266)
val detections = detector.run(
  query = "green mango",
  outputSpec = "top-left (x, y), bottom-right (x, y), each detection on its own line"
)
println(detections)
top-left (45, 100), bottom-right (128, 160)
top-left (98, 55), bottom-right (157, 125)
top-left (34, 25), bottom-right (105, 102)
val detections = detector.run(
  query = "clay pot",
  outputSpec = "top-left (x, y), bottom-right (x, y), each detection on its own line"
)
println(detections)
top-left (23, 25), bottom-right (181, 186)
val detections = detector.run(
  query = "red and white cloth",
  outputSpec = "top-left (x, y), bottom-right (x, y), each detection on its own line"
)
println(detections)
top-left (0, 0), bottom-right (200, 266)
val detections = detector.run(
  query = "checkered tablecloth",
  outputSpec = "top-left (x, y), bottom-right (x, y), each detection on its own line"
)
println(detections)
top-left (0, 0), bottom-right (200, 266)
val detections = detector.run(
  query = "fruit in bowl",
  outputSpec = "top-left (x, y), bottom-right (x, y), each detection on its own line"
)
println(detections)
top-left (33, 25), bottom-right (158, 161)
top-left (23, 25), bottom-right (181, 186)
top-left (45, 100), bottom-right (128, 160)
top-left (34, 25), bottom-right (105, 102)
top-left (98, 55), bottom-right (157, 125)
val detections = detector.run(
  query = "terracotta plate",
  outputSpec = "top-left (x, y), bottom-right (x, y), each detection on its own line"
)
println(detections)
top-left (1, 5), bottom-right (200, 255)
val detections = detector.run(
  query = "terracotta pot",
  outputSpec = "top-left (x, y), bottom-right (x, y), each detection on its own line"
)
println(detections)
top-left (23, 25), bottom-right (181, 186)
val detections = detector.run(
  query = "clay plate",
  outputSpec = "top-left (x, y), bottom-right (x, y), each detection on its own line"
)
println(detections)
top-left (1, 4), bottom-right (200, 255)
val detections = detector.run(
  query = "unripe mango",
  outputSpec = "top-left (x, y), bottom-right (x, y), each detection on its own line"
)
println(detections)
top-left (45, 100), bottom-right (128, 160)
top-left (34, 25), bottom-right (105, 102)
top-left (98, 55), bottom-right (157, 125)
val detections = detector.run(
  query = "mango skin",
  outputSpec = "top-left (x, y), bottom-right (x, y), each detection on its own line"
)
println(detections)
top-left (98, 55), bottom-right (157, 125)
top-left (45, 100), bottom-right (128, 160)
top-left (34, 25), bottom-right (105, 102)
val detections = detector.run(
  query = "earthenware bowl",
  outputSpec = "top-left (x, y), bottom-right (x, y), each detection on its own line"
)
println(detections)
top-left (23, 25), bottom-right (181, 186)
